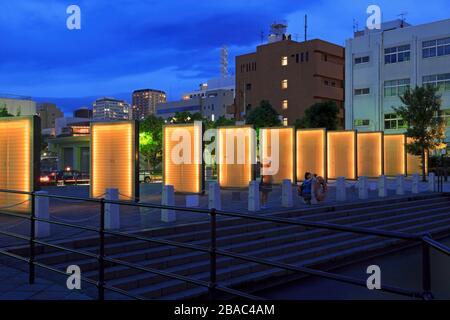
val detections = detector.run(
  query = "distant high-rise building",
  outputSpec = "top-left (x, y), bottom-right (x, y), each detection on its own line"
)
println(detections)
top-left (93, 97), bottom-right (130, 120)
top-left (73, 107), bottom-right (93, 119)
top-left (36, 102), bottom-right (64, 129)
top-left (132, 89), bottom-right (167, 120)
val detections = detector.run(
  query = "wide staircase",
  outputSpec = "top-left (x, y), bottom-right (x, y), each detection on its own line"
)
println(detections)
top-left (7, 193), bottom-right (450, 299)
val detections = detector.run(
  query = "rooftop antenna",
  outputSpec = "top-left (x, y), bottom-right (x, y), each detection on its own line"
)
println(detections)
top-left (294, 33), bottom-right (299, 41)
top-left (353, 18), bottom-right (359, 33)
top-left (398, 12), bottom-right (408, 27)
top-left (260, 30), bottom-right (265, 44)
top-left (304, 14), bottom-right (308, 41)
top-left (220, 45), bottom-right (229, 78)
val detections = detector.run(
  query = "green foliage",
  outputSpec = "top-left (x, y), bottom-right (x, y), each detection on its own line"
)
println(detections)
top-left (139, 115), bottom-right (165, 170)
top-left (294, 101), bottom-right (339, 130)
top-left (0, 105), bottom-right (13, 117)
top-left (167, 111), bottom-right (203, 124)
top-left (245, 100), bottom-right (281, 129)
top-left (394, 85), bottom-right (445, 180)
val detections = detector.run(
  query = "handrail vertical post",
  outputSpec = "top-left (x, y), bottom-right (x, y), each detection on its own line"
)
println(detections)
top-left (422, 241), bottom-right (433, 300)
top-left (29, 192), bottom-right (36, 284)
top-left (209, 208), bottom-right (217, 300)
top-left (98, 198), bottom-right (106, 300)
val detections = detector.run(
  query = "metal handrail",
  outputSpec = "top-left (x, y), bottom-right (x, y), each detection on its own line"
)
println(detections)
top-left (0, 188), bottom-right (449, 300)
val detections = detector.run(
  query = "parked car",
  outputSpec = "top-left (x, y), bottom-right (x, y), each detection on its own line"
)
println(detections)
top-left (39, 169), bottom-right (89, 186)
top-left (139, 171), bottom-right (153, 184)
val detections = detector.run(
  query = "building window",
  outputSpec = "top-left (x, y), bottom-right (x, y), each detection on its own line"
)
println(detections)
top-left (354, 119), bottom-right (370, 127)
top-left (384, 113), bottom-right (407, 130)
top-left (282, 100), bottom-right (288, 110)
top-left (423, 73), bottom-right (450, 92)
top-left (354, 56), bottom-right (370, 64)
top-left (281, 79), bottom-right (288, 90)
top-left (283, 118), bottom-right (288, 126)
top-left (384, 45), bottom-right (410, 64)
top-left (423, 37), bottom-right (450, 58)
top-left (441, 110), bottom-right (450, 127)
top-left (354, 88), bottom-right (370, 96)
top-left (246, 83), bottom-right (252, 90)
top-left (305, 52), bottom-right (309, 61)
top-left (384, 79), bottom-right (410, 97)
top-left (281, 56), bottom-right (288, 66)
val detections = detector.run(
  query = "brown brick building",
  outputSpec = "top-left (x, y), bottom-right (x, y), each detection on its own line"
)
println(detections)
top-left (235, 38), bottom-right (345, 126)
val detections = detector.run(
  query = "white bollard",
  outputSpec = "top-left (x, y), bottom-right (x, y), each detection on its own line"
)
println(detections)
top-left (396, 175), bottom-right (405, 195)
top-left (105, 188), bottom-right (120, 230)
top-left (208, 181), bottom-right (221, 210)
top-left (248, 181), bottom-right (260, 212)
top-left (161, 185), bottom-right (176, 222)
top-left (429, 173), bottom-right (436, 192)
top-left (336, 177), bottom-right (346, 202)
top-left (35, 191), bottom-right (50, 238)
top-left (412, 174), bottom-right (420, 194)
top-left (186, 195), bottom-right (199, 207)
top-left (358, 176), bottom-right (369, 200)
top-left (281, 179), bottom-right (293, 208)
top-left (378, 175), bottom-right (387, 198)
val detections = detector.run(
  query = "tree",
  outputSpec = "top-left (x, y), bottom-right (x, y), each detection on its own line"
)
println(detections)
top-left (139, 115), bottom-right (165, 171)
top-left (168, 111), bottom-right (203, 124)
top-left (294, 101), bottom-right (339, 130)
top-left (0, 105), bottom-right (13, 117)
top-left (245, 100), bottom-right (281, 129)
top-left (394, 85), bottom-right (445, 181)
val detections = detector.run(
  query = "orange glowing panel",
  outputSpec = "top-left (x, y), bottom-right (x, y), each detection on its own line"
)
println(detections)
top-left (218, 126), bottom-right (255, 188)
top-left (90, 121), bottom-right (139, 201)
top-left (0, 116), bottom-right (39, 213)
top-left (384, 135), bottom-right (406, 176)
top-left (163, 122), bottom-right (203, 193)
top-left (260, 127), bottom-right (294, 184)
top-left (406, 138), bottom-right (428, 176)
top-left (296, 129), bottom-right (326, 181)
top-left (357, 132), bottom-right (383, 177)
top-left (327, 131), bottom-right (356, 180)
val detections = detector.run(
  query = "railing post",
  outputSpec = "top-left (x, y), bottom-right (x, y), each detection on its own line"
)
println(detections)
top-left (422, 241), bottom-right (433, 300)
top-left (98, 198), bottom-right (106, 300)
top-left (29, 192), bottom-right (36, 284)
top-left (209, 208), bottom-right (217, 300)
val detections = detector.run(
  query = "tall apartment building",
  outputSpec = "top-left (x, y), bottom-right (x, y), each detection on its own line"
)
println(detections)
top-left (345, 18), bottom-right (450, 145)
top-left (235, 24), bottom-right (345, 126)
top-left (131, 89), bottom-right (167, 120)
top-left (36, 102), bottom-right (64, 129)
top-left (93, 97), bottom-right (130, 120)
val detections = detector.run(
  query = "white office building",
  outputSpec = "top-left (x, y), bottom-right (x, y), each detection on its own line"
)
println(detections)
top-left (93, 97), bottom-right (130, 120)
top-left (345, 19), bottom-right (450, 144)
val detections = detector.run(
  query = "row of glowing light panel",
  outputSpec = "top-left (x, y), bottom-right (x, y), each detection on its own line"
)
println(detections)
top-left (163, 125), bottom-right (423, 193)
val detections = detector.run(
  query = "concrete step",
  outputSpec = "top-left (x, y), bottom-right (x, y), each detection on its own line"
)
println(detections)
top-left (103, 210), bottom-right (450, 295)
top-left (49, 202), bottom-right (450, 276)
top-left (129, 216), bottom-right (450, 299)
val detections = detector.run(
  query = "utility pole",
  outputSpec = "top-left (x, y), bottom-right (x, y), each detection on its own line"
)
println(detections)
top-left (304, 14), bottom-right (308, 42)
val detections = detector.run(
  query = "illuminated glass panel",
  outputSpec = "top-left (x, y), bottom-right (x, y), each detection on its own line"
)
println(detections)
top-left (91, 122), bottom-right (137, 200)
top-left (0, 117), bottom-right (35, 213)
top-left (296, 129), bottom-right (326, 181)
top-left (384, 134), bottom-right (406, 176)
top-left (218, 126), bottom-right (254, 188)
top-left (406, 137), bottom-right (429, 175)
top-left (327, 131), bottom-right (356, 180)
top-left (357, 132), bottom-right (383, 177)
top-left (163, 122), bottom-right (202, 193)
top-left (260, 127), bottom-right (294, 184)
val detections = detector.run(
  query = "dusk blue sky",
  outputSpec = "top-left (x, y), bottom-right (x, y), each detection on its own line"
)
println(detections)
top-left (0, 0), bottom-right (449, 113)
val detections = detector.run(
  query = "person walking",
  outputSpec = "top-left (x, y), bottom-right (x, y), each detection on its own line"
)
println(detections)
top-left (259, 174), bottom-right (273, 209)
top-left (299, 172), bottom-right (313, 205)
